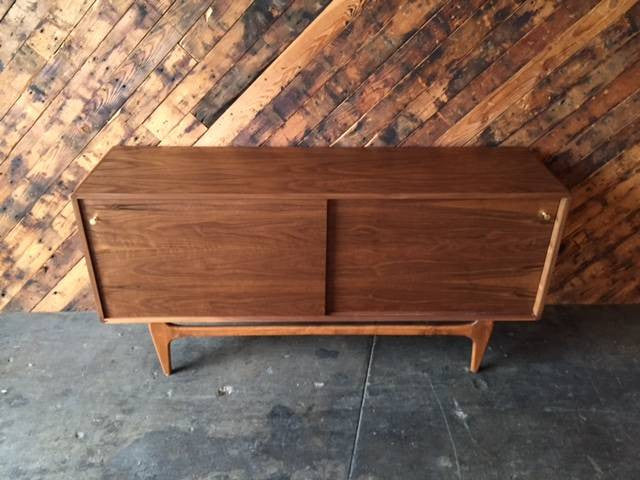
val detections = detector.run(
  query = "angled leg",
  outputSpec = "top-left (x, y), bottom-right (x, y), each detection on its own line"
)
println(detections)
top-left (148, 323), bottom-right (174, 376)
top-left (468, 321), bottom-right (494, 373)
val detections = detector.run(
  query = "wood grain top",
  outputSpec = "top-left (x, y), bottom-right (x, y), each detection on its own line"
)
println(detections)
top-left (74, 147), bottom-right (568, 199)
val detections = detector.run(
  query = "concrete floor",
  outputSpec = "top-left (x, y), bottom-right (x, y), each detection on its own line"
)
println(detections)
top-left (1, 307), bottom-right (639, 479)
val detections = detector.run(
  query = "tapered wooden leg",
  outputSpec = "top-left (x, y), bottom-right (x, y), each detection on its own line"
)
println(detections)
top-left (468, 321), bottom-right (494, 373)
top-left (148, 323), bottom-right (174, 376)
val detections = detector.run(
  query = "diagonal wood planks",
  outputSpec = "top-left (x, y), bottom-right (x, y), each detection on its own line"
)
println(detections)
top-left (1, 0), bottom-right (639, 311)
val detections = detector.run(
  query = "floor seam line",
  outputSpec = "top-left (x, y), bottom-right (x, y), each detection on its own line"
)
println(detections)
top-left (429, 376), bottom-right (462, 480)
top-left (347, 335), bottom-right (377, 480)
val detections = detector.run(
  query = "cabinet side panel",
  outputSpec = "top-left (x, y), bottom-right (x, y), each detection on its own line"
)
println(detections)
top-left (533, 197), bottom-right (570, 318)
top-left (326, 199), bottom-right (558, 318)
top-left (72, 198), bottom-right (106, 320)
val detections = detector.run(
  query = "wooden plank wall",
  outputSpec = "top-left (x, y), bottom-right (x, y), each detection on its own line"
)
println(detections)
top-left (0, 0), bottom-right (638, 312)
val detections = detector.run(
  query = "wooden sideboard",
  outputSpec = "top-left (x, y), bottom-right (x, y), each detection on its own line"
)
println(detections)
top-left (73, 147), bottom-right (569, 375)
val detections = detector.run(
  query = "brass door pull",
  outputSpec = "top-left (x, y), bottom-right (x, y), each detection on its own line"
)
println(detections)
top-left (537, 210), bottom-right (552, 223)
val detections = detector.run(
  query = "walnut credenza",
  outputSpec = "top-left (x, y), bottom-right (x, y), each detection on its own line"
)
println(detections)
top-left (73, 147), bottom-right (569, 375)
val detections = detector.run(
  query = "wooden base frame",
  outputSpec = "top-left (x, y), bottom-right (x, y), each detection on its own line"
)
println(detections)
top-left (148, 320), bottom-right (494, 376)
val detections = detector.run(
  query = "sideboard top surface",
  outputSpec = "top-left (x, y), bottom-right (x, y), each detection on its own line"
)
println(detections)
top-left (75, 146), bottom-right (568, 199)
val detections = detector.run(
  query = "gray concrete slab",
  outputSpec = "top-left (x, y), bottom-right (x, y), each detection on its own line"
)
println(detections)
top-left (1, 307), bottom-right (639, 479)
top-left (0, 313), bottom-right (370, 479)
top-left (350, 306), bottom-right (640, 480)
